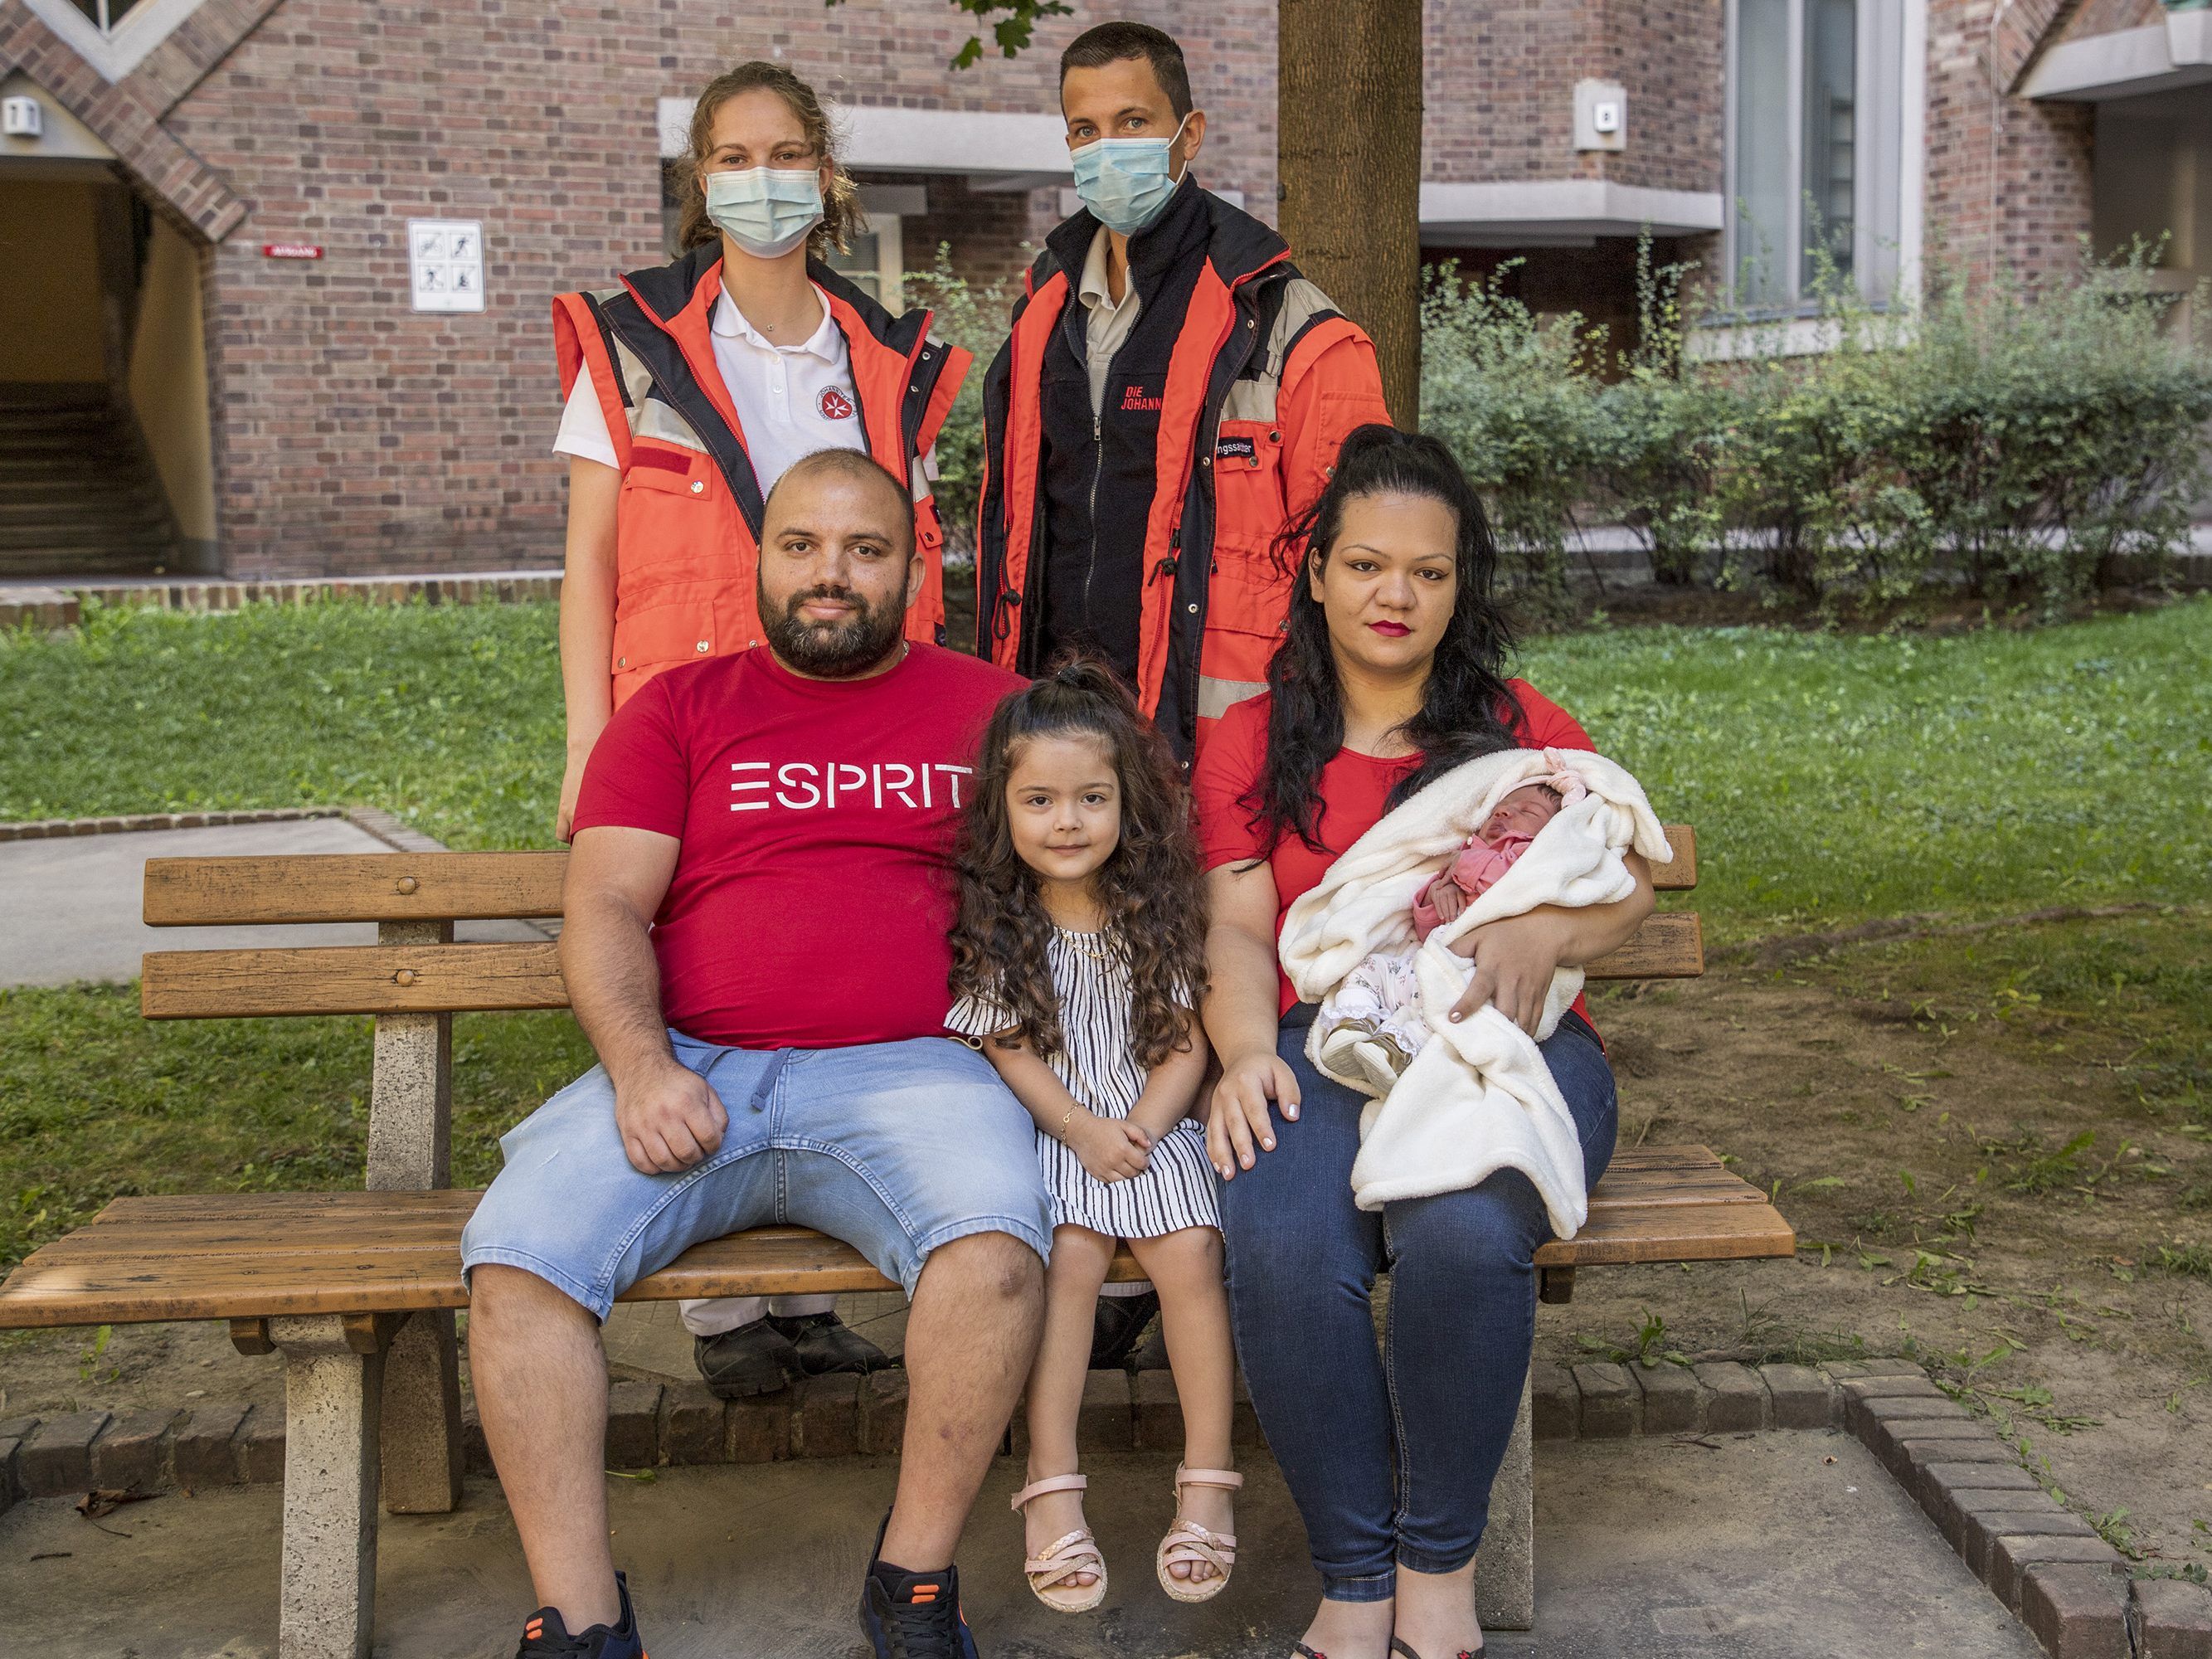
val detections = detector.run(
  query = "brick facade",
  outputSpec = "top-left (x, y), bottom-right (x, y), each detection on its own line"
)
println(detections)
top-left (152, 0), bottom-right (1276, 577)
top-left (1923, 0), bottom-right (2098, 292)
top-left (1420, 1), bottom-right (1722, 193)
top-left (0, 0), bottom-right (2152, 577)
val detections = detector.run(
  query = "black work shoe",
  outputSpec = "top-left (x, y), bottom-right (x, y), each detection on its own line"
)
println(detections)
top-left (1088, 1287), bottom-right (1160, 1370)
top-left (513, 1571), bottom-right (644, 1657)
top-left (769, 1310), bottom-right (893, 1375)
top-left (693, 1321), bottom-right (798, 1399)
top-left (860, 1558), bottom-right (980, 1659)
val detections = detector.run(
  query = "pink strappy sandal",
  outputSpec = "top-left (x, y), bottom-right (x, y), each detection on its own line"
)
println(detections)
top-left (1156, 1464), bottom-right (1243, 1603)
top-left (1011, 1472), bottom-right (1108, 1613)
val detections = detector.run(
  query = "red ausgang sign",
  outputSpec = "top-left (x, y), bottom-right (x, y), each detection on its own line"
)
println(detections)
top-left (261, 243), bottom-right (324, 260)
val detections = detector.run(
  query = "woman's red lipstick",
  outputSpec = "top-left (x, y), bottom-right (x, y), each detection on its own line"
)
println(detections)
top-left (1368, 620), bottom-right (1412, 637)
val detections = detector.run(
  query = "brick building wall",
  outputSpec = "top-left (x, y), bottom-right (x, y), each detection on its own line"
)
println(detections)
top-left (1421, 0), bottom-right (1723, 194)
top-left (1922, 0), bottom-right (2097, 292)
top-left (1424, 0), bottom-right (1602, 184)
top-left (158, 0), bottom-right (1276, 578)
top-left (5, 0), bottom-right (2136, 578)
top-left (1594, 0), bottom-right (1725, 196)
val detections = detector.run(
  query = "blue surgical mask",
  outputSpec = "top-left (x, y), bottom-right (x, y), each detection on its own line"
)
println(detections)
top-left (1070, 114), bottom-right (1191, 236)
top-left (705, 166), bottom-right (824, 260)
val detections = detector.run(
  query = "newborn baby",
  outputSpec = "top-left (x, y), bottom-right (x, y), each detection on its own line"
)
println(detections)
top-left (1315, 780), bottom-right (1568, 1095)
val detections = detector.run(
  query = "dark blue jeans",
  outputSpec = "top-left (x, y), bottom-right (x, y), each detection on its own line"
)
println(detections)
top-left (1219, 1008), bottom-right (1618, 1602)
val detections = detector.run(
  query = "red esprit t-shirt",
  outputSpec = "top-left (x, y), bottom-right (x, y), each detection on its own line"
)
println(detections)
top-left (571, 642), bottom-right (1024, 1048)
top-left (1190, 679), bottom-right (1597, 1024)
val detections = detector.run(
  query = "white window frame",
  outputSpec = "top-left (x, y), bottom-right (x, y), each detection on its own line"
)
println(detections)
top-left (1722, 0), bottom-right (1923, 315)
top-left (21, 0), bottom-right (214, 81)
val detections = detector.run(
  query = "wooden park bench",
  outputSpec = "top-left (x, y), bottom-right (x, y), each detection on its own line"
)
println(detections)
top-left (0, 830), bottom-right (1791, 1658)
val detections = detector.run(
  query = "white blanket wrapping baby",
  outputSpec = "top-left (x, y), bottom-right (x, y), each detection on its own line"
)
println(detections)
top-left (1277, 747), bottom-right (1673, 1234)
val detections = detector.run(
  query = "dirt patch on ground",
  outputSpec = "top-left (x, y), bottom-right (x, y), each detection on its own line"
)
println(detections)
top-left (8, 912), bottom-right (2207, 1577)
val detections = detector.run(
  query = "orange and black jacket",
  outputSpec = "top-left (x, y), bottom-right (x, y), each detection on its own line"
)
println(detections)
top-left (975, 174), bottom-right (1391, 762)
top-left (552, 245), bottom-right (970, 708)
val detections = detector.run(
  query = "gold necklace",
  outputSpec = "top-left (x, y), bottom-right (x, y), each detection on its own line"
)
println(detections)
top-left (1054, 925), bottom-right (1115, 964)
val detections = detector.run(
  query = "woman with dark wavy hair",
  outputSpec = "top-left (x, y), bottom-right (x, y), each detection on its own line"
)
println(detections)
top-left (1189, 426), bottom-right (1654, 1659)
top-left (946, 660), bottom-right (1242, 1613)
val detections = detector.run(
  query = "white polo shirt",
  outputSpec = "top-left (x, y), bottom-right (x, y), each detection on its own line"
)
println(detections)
top-left (1076, 226), bottom-right (1141, 419)
top-left (553, 281), bottom-right (868, 491)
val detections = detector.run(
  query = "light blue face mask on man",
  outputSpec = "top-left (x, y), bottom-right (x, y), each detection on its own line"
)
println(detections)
top-left (705, 166), bottom-right (825, 260)
top-left (1070, 114), bottom-right (1191, 236)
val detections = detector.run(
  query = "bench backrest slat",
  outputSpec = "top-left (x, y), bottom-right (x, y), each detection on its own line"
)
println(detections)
top-left (139, 911), bottom-right (1704, 1020)
top-left (143, 850), bottom-right (569, 925)
top-left (142, 830), bottom-right (1696, 932)
top-left (141, 941), bottom-right (570, 1019)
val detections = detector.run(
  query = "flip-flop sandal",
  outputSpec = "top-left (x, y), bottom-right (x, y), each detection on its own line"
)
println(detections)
top-left (1011, 1472), bottom-right (1106, 1613)
top-left (1156, 1464), bottom-right (1244, 1603)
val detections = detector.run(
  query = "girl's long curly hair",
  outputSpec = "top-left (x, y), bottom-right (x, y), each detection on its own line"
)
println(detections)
top-left (950, 658), bottom-right (1208, 1070)
top-left (1242, 423), bottom-right (1520, 856)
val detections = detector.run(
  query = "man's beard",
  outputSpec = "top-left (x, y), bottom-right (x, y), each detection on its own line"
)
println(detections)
top-left (761, 577), bottom-right (909, 678)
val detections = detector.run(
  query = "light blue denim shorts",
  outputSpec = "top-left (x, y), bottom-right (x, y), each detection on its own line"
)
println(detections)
top-left (460, 1030), bottom-right (1052, 1318)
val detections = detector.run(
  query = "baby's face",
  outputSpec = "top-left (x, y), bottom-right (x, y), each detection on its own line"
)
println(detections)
top-left (1480, 784), bottom-right (1560, 844)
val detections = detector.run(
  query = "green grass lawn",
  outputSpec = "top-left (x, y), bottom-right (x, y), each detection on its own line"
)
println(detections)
top-left (5, 595), bottom-right (2209, 934)
top-left (0, 993), bottom-right (592, 1270)
top-left (4, 596), bottom-right (2210, 1271)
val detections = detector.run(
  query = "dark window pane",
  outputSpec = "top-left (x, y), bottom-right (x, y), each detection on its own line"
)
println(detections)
top-left (1803, 0), bottom-right (1857, 289)
top-left (1733, 0), bottom-right (1793, 306)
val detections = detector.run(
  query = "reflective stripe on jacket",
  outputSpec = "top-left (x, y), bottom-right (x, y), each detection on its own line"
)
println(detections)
top-left (975, 180), bottom-right (1392, 763)
top-left (552, 245), bottom-right (970, 708)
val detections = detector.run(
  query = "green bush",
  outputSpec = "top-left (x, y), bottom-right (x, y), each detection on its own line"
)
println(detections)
top-left (1707, 301), bottom-right (1938, 600)
top-left (904, 245), bottom-right (1017, 561)
top-left (1708, 250), bottom-right (2212, 605)
top-left (1418, 260), bottom-right (1606, 606)
top-left (1418, 239), bottom-right (2212, 606)
top-left (1884, 256), bottom-right (2211, 601)
top-left (1591, 242), bottom-right (1736, 586)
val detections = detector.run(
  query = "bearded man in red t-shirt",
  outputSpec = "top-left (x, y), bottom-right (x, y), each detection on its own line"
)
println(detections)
top-left (462, 449), bottom-right (1043, 1659)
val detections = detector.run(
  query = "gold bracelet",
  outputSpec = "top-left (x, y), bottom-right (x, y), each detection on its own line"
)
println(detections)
top-left (1058, 1104), bottom-right (1078, 1141)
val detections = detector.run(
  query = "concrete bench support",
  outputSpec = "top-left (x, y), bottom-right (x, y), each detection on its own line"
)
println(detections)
top-left (269, 1313), bottom-right (398, 1659)
top-left (1472, 1373), bottom-right (1535, 1629)
top-left (367, 918), bottom-right (464, 1515)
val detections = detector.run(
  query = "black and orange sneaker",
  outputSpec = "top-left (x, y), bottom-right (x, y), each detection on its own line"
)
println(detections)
top-left (860, 1554), bottom-right (980, 1659)
top-left (513, 1571), bottom-right (645, 1659)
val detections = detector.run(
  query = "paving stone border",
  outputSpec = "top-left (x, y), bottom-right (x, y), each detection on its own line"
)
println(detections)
top-left (0, 805), bottom-right (348, 842)
top-left (0, 804), bottom-right (449, 854)
top-left (0, 571), bottom-right (565, 632)
top-left (5, 1364), bottom-right (2205, 1652)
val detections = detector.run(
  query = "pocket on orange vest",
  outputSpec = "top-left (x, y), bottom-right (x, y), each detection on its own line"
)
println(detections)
top-left (623, 440), bottom-right (713, 498)
top-left (610, 584), bottom-right (747, 685)
top-left (1204, 420), bottom-right (1293, 641)
top-left (616, 442), bottom-right (731, 603)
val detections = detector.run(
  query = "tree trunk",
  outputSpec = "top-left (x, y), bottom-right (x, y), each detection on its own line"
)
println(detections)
top-left (1276, 0), bottom-right (1425, 429)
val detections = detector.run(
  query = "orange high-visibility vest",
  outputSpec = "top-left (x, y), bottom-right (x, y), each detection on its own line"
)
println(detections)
top-left (975, 182), bottom-right (1389, 763)
top-left (554, 246), bottom-right (970, 708)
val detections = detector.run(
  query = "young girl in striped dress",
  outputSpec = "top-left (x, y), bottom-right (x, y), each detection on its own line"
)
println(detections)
top-left (946, 659), bottom-right (1239, 1615)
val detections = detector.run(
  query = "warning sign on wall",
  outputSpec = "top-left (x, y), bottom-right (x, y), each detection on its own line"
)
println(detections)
top-left (408, 219), bottom-right (485, 314)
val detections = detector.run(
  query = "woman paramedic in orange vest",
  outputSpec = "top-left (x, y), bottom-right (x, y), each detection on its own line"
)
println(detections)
top-left (547, 60), bottom-right (970, 1397)
top-left (552, 59), bottom-right (969, 834)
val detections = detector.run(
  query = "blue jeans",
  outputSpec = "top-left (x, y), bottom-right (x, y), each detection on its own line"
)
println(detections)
top-left (462, 1031), bottom-right (1053, 1316)
top-left (1219, 1009), bottom-right (1618, 1602)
